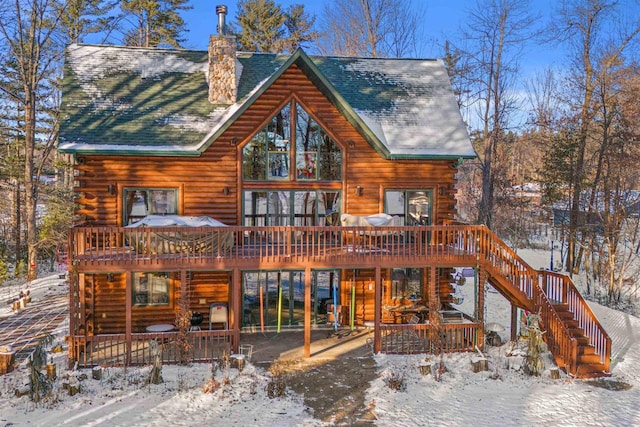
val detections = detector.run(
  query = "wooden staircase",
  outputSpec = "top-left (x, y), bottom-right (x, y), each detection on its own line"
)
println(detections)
top-left (475, 227), bottom-right (612, 379)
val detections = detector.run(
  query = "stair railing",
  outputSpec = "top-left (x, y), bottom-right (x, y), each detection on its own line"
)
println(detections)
top-left (477, 227), bottom-right (611, 376)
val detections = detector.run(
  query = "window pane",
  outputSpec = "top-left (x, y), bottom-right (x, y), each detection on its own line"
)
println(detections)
top-left (296, 104), bottom-right (341, 181)
top-left (243, 104), bottom-right (291, 180)
top-left (318, 191), bottom-right (341, 225)
top-left (124, 189), bottom-right (177, 225)
top-left (294, 191), bottom-right (317, 226)
top-left (244, 191), bottom-right (268, 226)
top-left (133, 272), bottom-right (169, 306)
top-left (407, 191), bottom-right (431, 225)
top-left (268, 191), bottom-right (290, 226)
top-left (385, 190), bottom-right (432, 226)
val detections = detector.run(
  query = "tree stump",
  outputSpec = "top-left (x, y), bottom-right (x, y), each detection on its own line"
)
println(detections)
top-left (230, 354), bottom-right (245, 372)
top-left (471, 357), bottom-right (489, 373)
top-left (69, 383), bottom-right (81, 396)
top-left (92, 367), bottom-right (102, 380)
top-left (550, 367), bottom-right (561, 380)
top-left (419, 364), bottom-right (432, 376)
top-left (15, 386), bottom-right (30, 397)
top-left (0, 348), bottom-right (15, 374)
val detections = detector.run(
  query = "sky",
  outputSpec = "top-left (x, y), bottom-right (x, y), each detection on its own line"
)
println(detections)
top-left (179, 0), bottom-right (566, 78)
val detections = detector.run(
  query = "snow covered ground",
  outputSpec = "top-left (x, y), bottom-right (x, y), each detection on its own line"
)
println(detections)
top-left (0, 251), bottom-right (638, 426)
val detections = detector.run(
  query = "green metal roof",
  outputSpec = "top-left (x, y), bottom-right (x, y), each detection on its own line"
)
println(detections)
top-left (58, 44), bottom-right (475, 159)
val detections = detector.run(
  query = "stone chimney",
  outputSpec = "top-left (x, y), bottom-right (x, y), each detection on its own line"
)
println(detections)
top-left (209, 5), bottom-right (236, 104)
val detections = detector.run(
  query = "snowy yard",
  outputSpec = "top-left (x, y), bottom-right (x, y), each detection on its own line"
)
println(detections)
top-left (0, 250), bottom-right (638, 426)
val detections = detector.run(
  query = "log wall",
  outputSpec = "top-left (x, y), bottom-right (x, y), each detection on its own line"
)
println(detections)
top-left (73, 65), bottom-right (458, 227)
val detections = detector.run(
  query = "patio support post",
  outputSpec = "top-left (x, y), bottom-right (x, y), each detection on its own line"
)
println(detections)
top-left (373, 266), bottom-right (381, 353)
top-left (125, 272), bottom-right (132, 365)
top-left (476, 268), bottom-right (487, 349)
top-left (232, 268), bottom-right (241, 352)
top-left (304, 267), bottom-right (311, 358)
top-left (510, 304), bottom-right (518, 342)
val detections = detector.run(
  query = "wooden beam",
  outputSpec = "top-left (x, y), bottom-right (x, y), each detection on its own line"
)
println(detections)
top-left (373, 266), bottom-right (381, 354)
top-left (511, 304), bottom-right (518, 342)
top-left (232, 268), bottom-right (241, 352)
top-left (125, 272), bottom-right (132, 365)
top-left (304, 267), bottom-right (311, 358)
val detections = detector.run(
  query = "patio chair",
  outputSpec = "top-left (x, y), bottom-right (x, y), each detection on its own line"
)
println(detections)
top-left (209, 303), bottom-right (228, 330)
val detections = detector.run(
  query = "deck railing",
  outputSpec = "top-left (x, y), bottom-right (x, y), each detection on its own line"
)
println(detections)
top-left (67, 223), bottom-right (611, 375)
top-left (476, 227), bottom-right (611, 376)
top-left (69, 224), bottom-right (485, 266)
top-left (380, 322), bottom-right (480, 354)
top-left (71, 330), bottom-right (235, 368)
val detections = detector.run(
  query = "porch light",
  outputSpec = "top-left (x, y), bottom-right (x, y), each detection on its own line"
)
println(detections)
top-left (222, 186), bottom-right (230, 195)
top-left (107, 184), bottom-right (117, 195)
top-left (356, 186), bottom-right (363, 196)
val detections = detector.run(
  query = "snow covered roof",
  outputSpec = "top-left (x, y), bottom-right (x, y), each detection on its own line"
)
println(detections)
top-left (58, 44), bottom-right (475, 160)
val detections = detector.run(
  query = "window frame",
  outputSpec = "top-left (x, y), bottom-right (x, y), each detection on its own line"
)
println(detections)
top-left (123, 188), bottom-right (179, 225)
top-left (242, 100), bottom-right (342, 183)
top-left (132, 272), bottom-right (171, 307)
top-left (384, 189), bottom-right (434, 226)
top-left (242, 190), bottom-right (342, 227)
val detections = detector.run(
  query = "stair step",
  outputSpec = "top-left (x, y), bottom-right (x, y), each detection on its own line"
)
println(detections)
top-left (575, 363), bottom-right (610, 379)
top-left (552, 303), bottom-right (570, 312)
top-left (575, 336), bottom-right (590, 346)
top-left (578, 345), bottom-right (596, 355)
top-left (579, 353), bottom-right (603, 364)
top-left (563, 319), bottom-right (579, 328)
top-left (556, 311), bottom-right (574, 320)
top-left (569, 327), bottom-right (585, 337)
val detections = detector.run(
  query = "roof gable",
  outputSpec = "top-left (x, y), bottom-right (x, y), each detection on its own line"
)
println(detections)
top-left (58, 44), bottom-right (474, 159)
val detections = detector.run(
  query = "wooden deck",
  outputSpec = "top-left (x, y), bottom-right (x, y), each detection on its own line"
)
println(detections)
top-left (69, 225), bottom-right (480, 270)
top-left (66, 224), bottom-right (612, 378)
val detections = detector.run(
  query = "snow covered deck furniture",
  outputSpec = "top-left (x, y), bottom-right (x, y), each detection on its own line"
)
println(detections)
top-left (125, 215), bottom-right (234, 256)
top-left (340, 213), bottom-right (403, 249)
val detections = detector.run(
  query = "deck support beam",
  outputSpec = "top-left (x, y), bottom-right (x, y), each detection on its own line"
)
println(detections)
top-left (304, 267), bottom-right (311, 358)
top-left (232, 268), bottom-right (241, 353)
top-left (373, 266), bottom-right (381, 354)
top-left (476, 268), bottom-right (487, 349)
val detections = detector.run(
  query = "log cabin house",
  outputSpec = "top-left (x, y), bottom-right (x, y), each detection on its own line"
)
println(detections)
top-left (58, 11), bottom-right (610, 378)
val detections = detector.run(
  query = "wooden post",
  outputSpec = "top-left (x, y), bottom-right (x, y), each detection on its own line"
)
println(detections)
top-left (476, 268), bottom-right (487, 350)
top-left (510, 304), bottom-right (518, 342)
top-left (232, 267), bottom-right (241, 352)
top-left (373, 266), bottom-right (381, 354)
top-left (304, 267), bottom-right (311, 358)
top-left (125, 271), bottom-right (132, 366)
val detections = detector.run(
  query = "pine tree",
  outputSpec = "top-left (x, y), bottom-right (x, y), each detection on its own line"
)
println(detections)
top-left (57, 0), bottom-right (117, 45)
top-left (120, 0), bottom-right (191, 48)
top-left (235, 0), bottom-right (318, 53)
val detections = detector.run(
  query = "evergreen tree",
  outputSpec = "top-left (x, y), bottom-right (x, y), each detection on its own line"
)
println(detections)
top-left (57, 0), bottom-right (117, 45)
top-left (120, 0), bottom-right (191, 48)
top-left (235, 0), bottom-right (318, 53)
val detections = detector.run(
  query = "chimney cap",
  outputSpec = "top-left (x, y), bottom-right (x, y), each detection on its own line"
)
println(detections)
top-left (216, 5), bottom-right (228, 35)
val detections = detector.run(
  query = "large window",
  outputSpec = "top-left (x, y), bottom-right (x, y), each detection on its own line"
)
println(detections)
top-left (385, 190), bottom-right (433, 225)
top-left (243, 190), bottom-right (341, 226)
top-left (133, 272), bottom-right (170, 306)
top-left (242, 101), bottom-right (342, 182)
top-left (390, 268), bottom-right (423, 300)
top-left (124, 188), bottom-right (178, 225)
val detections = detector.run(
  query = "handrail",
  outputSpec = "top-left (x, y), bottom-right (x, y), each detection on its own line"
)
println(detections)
top-left (67, 223), bottom-right (611, 375)
top-left (476, 226), bottom-right (611, 376)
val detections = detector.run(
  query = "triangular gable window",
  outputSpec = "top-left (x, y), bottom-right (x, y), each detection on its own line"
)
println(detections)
top-left (242, 100), bottom-right (342, 182)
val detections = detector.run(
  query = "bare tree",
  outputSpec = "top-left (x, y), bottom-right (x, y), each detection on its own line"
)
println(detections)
top-left (318, 0), bottom-right (423, 58)
top-left (546, 0), bottom-right (640, 273)
top-left (456, 0), bottom-right (538, 228)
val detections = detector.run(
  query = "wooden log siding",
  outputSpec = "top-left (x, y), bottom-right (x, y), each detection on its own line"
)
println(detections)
top-left (73, 65), bottom-right (458, 228)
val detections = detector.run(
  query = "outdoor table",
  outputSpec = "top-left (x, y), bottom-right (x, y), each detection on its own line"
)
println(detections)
top-left (146, 324), bottom-right (175, 333)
